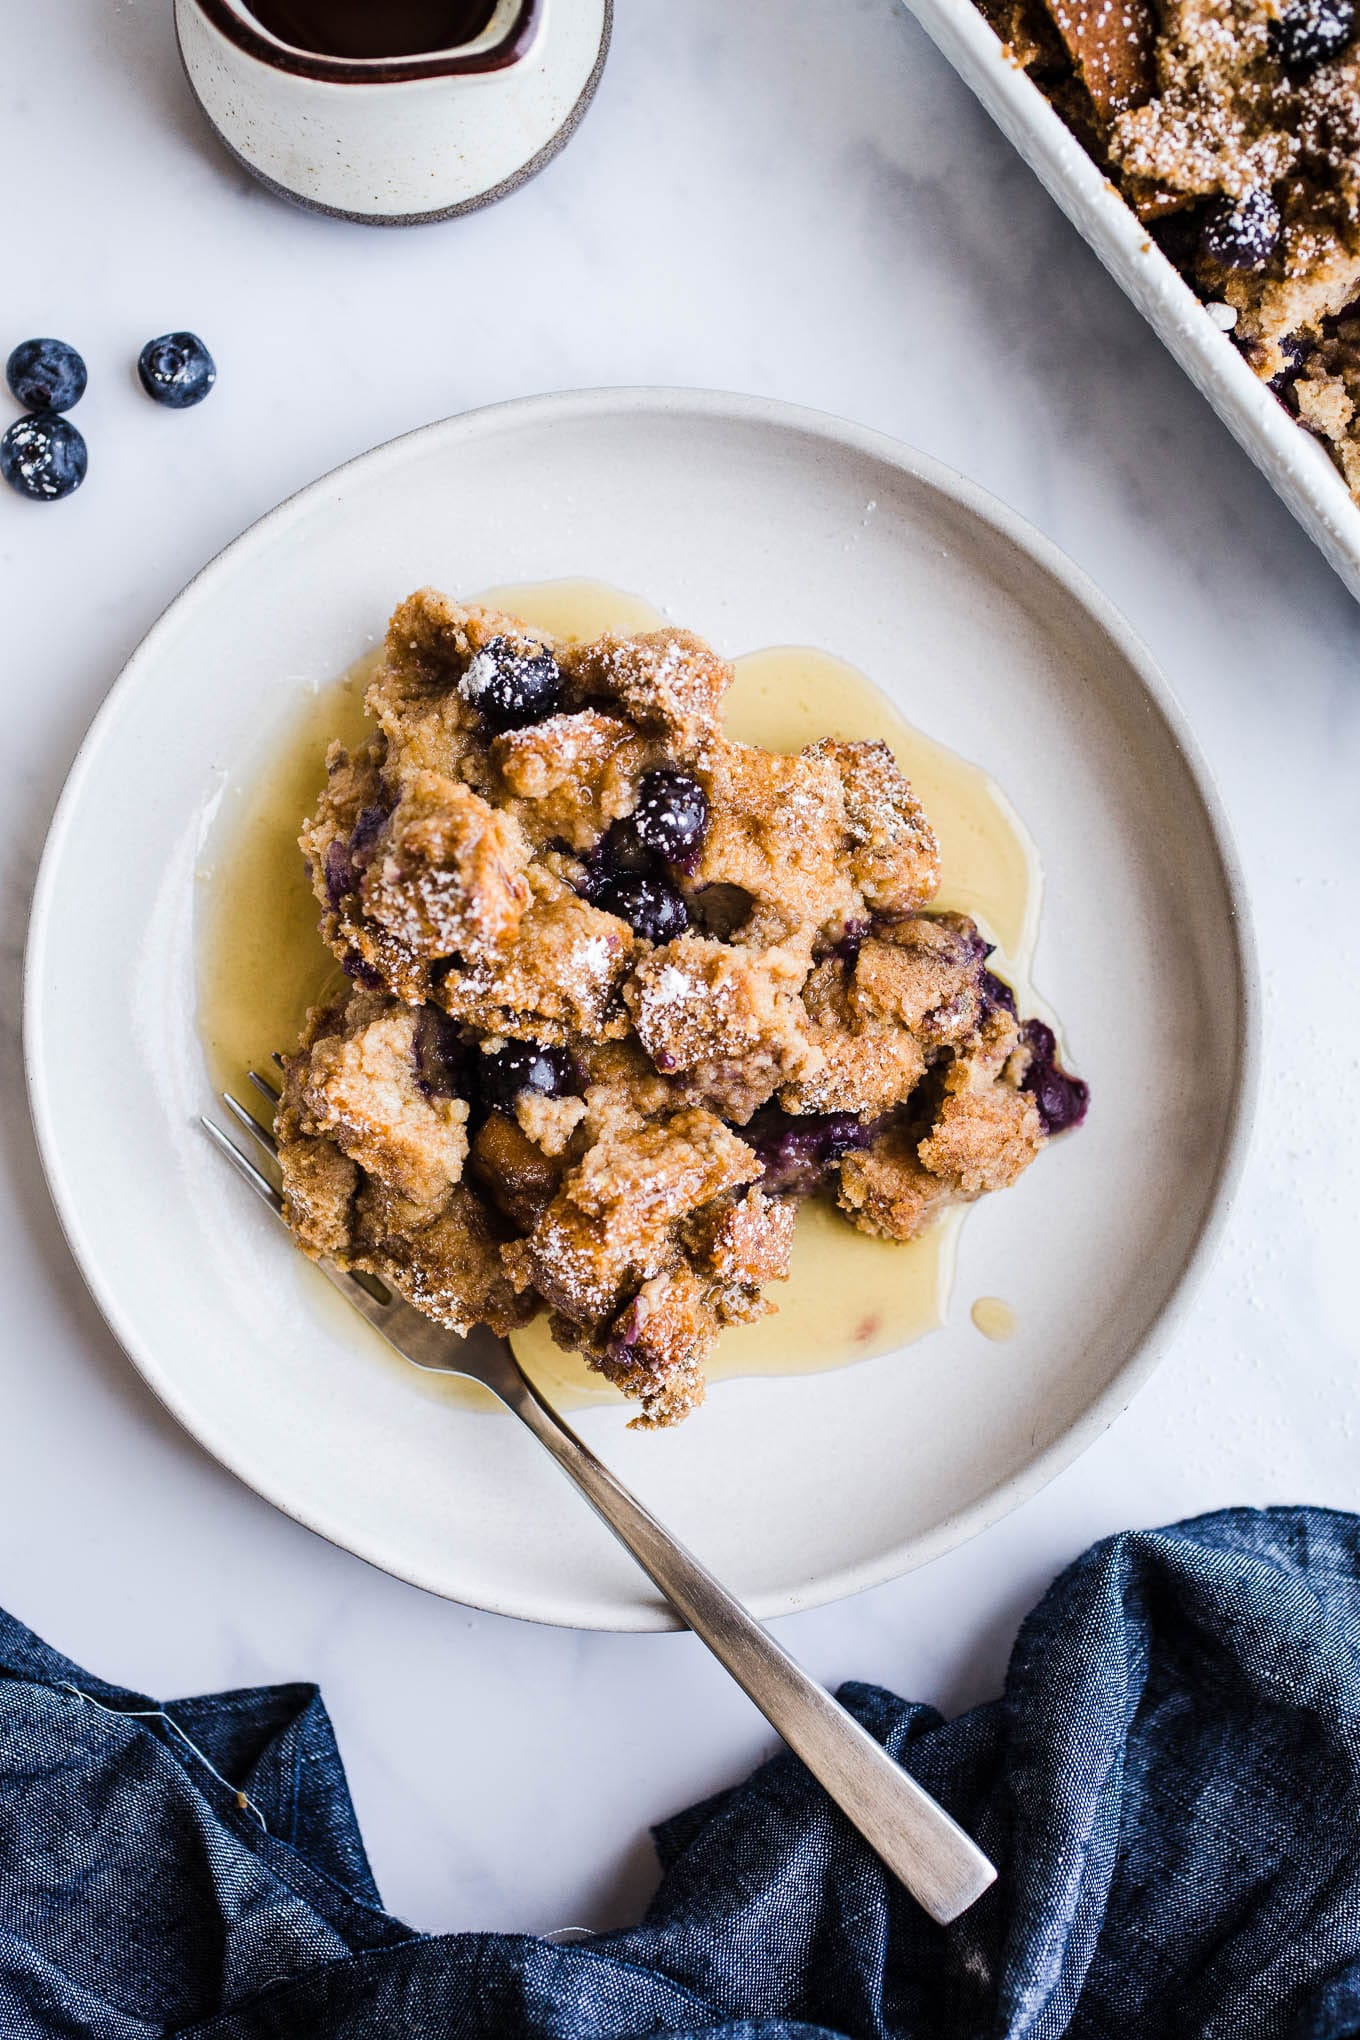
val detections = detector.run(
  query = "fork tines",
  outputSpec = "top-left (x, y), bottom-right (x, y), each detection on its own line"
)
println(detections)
top-left (200, 1074), bottom-right (283, 1214)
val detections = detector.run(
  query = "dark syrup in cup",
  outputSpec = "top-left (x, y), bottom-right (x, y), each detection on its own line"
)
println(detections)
top-left (245, 0), bottom-right (496, 59)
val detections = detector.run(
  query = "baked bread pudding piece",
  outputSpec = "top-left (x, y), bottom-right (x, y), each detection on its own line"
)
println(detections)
top-left (973, 0), bottom-right (1360, 501)
top-left (275, 590), bottom-right (1086, 1426)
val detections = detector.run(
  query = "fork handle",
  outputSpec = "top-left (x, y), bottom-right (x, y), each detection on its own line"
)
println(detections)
top-left (485, 1352), bottom-right (996, 1925)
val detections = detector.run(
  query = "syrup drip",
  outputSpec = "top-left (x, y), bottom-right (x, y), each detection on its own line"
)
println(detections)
top-left (971, 1296), bottom-right (1019, 1343)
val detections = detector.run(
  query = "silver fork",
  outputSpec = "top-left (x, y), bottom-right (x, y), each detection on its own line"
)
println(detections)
top-left (203, 1076), bottom-right (997, 1925)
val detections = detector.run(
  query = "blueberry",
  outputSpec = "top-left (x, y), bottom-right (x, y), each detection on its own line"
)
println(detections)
top-left (600, 816), bottom-right (656, 876)
top-left (459, 637), bottom-right (563, 731)
top-left (745, 1108), bottom-right (879, 1197)
top-left (323, 804), bottom-right (390, 907)
top-left (1150, 208), bottom-right (1207, 270)
top-left (832, 918), bottom-right (870, 968)
top-left (323, 838), bottom-right (354, 910)
top-left (0, 414), bottom-right (87, 502)
top-left (980, 968), bottom-right (1018, 1020)
top-left (1269, 334), bottom-right (1311, 394)
top-left (1272, 0), bottom-right (1355, 67)
top-left (348, 802), bottom-right (390, 862)
top-left (577, 788), bottom-right (704, 907)
top-left (576, 818), bottom-right (656, 903)
top-left (6, 338), bottom-right (86, 412)
top-left (341, 950), bottom-right (384, 990)
top-left (477, 1040), bottom-right (576, 1113)
top-left (594, 872), bottom-right (689, 943)
top-left (137, 331), bottom-right (216, 408)
top-left (632, 769), bottom-right (709, 865)
top-left (1200, 189), bottom-right (1281, 271)
top-left (1019, 1018), bottom-right (1090, 1136)
top-left (414, 1007), bottom-right (470, 1097)
top-left (941, 917), bottom-right (993, 969)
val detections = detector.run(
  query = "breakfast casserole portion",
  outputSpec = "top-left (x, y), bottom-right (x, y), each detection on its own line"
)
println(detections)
top-left (973, 0), bottom-right (1360, 499)
top-left (275, 590), bottom-right (1086, 1425)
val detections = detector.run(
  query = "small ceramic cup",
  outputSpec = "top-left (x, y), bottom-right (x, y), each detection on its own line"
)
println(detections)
top-left (175, 0), bottom-right (611, 224)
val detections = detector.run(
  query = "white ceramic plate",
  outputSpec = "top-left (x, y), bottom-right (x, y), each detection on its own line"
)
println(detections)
top-left (900, 0), bottom-right (1360, 605)
top-left (26, 389), bottom-right (1255, 1631)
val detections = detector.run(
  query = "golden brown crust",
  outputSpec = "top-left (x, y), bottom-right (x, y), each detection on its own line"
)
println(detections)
top-left (287, 994), bottom-right (469, 1210)
top-left (493, 711), bottom-right (659, 852)
top-left (276, 1128), bottom-right (358, 1260)
top-left (432, 885), bottom-right (636, 1044)
top-left (780, 957), bottom-right (928, 1118)
top-left (836, 1059), bottom-right (1047, 1240)
top-left (920, 1088), bottom-right (1046, 1195)
top-left (567, 627), bottom-right (732, 749)
top-left (836, 1127), bottom-right (953, 1243)
top-left (694, 737), bottom-right (857, 952)
top-left (851, 915), bottom-right (989, 1048)
top-left (591, 1271), bottom-right (713, 1428)
top-left (359, 771), bottom-right (531, 966)
top-left (684, 1186), bottom-right (798, 1289)
top-left (807, 738), bottom-right (942, 917)
top-left (625, 936), bottom-right (818, 1119)
top-left (355, 1181), bottom-right (533, 1339)
top-left (1292, 312), bottom-right (1360, 485)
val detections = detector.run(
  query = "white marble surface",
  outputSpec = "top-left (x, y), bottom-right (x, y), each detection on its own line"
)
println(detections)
top-left (3, 0), bottom-right (1358, 1938)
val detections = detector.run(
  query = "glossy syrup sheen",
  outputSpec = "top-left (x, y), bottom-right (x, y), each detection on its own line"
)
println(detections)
top-left (245, 0), bottom-right (496, 60)
top-left (197, 580), bottom-right (1037, 1410)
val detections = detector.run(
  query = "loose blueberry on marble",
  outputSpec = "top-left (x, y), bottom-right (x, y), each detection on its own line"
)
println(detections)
top-left (458, 637), bottom-right (563, 731)
top-left (0, 414), bottom-right (87, 501)
top-left (746, 1108), bottom-right (879, 1197)
top-left (477, 1040), bottom-right (577, 1112)
top-left (137, 332), bottom-right (217, 408)
top-left (1272, 0), bottom-right (1356, 67)
top-left (6, 338), bottom-right (86, 413)
top-left (1200, 189), bottom-right (1281, 271)
top-left (594, 871), bottom-right (689, 943)
top-left (632, 769), bottom-right (709, 865)
top-left (1020, 1018), bottom-right (1090, 1136)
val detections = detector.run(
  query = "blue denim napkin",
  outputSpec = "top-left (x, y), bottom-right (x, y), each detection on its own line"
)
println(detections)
top-left (4, 1504), bottom-right (1360, 2037)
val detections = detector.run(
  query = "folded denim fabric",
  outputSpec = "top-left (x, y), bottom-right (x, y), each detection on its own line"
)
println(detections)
top-left (3, 1505), bottom-right (1359, 2038)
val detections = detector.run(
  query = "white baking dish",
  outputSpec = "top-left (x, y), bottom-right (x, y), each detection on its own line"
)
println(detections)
top-left (903, 0), bottom-right (1360, 603)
